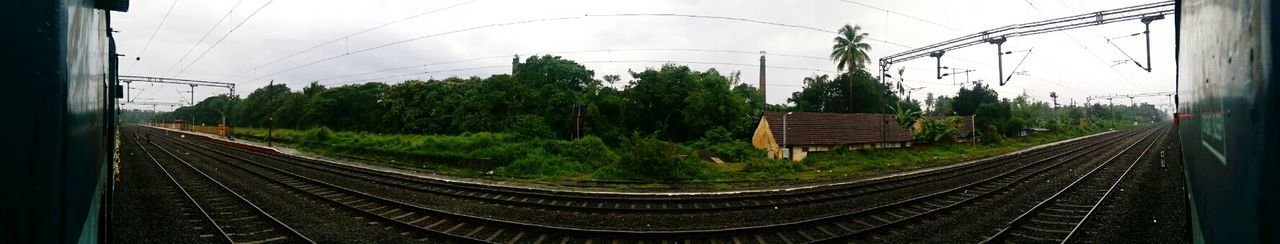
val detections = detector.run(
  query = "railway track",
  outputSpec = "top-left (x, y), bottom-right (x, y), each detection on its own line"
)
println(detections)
top-left (145, 125), bottom-right (1158, 243)
top-left (982, 125), bottom-right (1168, 243)
top-left (133, 132), bottom-right (314, 244)
top-left (156, 125), bottom-right (1132, 214)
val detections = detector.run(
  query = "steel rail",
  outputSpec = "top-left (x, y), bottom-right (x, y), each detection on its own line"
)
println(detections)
top-left (133, 131), bottom-right (314, 243)
top-left (131, 135), bottom-right (232, 244)
top-left (982, 125), bottom-right (1165, 243)
top-left (808, 126), bottom-right (1157, 242)
top-left (149, 126), bottom-right (1148, 243)
top-left (1060, 127), bottom-right (1166, 242)
top-left (184, 126), bottom-right (1131, 213)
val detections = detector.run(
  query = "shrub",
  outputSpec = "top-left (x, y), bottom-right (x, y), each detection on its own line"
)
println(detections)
top-left (503, 115), bottom-right (555, 139)
top-left (706, 141), bottom-right (763, 163)
top-left (914, 118), bottom-right (959, 144)
top-left (617, 134), bottom-right (698, 180)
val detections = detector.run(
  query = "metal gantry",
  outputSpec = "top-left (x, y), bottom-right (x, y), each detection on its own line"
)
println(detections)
top-left (118, 75), bottom-right (238, 137)
top-left (1087, 91), bottom-right (1174, 105)
top-left (877, 1), bottom-right (1174, 86)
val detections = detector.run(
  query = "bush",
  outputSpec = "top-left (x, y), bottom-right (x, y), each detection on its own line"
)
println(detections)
top-left (617, 134), bottom-right (700, 180)
top-left (706, 141), bottom-right (763, 162)
top-left (503, 115), bottom-right (555, 139)
top-left (914, 118), bottom-right (959, 144)
top-left (685, 127), bottom-right (763, 163)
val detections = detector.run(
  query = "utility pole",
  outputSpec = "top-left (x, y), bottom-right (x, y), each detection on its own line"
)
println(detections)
top-left (189, 84), bottom-right (196, 106)
top-left (267, 117), bottom-right (274, 147)
top-left (268, 79), bottom-right (274, 147)
top-left (987, 37), bottom-right (1008, 85)
top-left (972, 115), bottom-right (977, 146)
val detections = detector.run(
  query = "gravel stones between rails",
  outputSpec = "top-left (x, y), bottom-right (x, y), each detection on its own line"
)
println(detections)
top-left (144, 130), bottom-right (425, 242)
top-left (860, 125), bottom-right (1163, 243)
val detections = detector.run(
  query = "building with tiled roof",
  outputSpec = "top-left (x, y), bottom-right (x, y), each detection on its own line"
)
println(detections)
top-left (751, 111), bottom-right (913, 161)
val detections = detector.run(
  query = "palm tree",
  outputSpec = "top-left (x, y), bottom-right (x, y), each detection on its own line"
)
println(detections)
top-left (830, 24), bottom-right (873, 75)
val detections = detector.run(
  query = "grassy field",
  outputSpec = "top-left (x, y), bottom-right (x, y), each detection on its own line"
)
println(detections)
top-left (227, 122), bottom-right (1125, 185)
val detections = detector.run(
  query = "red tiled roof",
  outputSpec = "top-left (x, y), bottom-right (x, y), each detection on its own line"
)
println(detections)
top-left (764, 112), bottom-right (913, 146)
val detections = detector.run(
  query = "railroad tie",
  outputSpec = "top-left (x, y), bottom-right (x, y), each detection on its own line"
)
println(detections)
top-left (485, 229), bottom-right (505, 242)
top-left (465, 225), bottom-right (486, 237)
top-left (508, 231), bottom-right (526, 243)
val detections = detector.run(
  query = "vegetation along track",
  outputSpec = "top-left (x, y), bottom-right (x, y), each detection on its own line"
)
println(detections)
top-left (146, 126), bottom-right (1153, 243)
top-left (982, 125), bottom-right (1168, 243)
top-left (154, 125), bottom-right (1132, 215)
top-left (133, 132), bottom-right (314, 243)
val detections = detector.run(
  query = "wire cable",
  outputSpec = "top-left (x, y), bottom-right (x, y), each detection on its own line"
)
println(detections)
top-left (241, 15), bottom-right (588, 85)
top-left (126, 0), bottom-right (180, 74)
top-left (1022, 0), bottom-right (1140, 90)
top-left (831, 0), bottom-right (965, 33)
top-left (585, 13), bottom-right (911, 49)
top-left (308, 48), bottom-right (825, 83)
top-left (162, 0), bottom-right (245, 77)
top-left (174, 0), bottom-right (276, 77)
top-left (249, 13), bottom-right (901, 86)
top-left (223, 0), bottom-right (479, 80)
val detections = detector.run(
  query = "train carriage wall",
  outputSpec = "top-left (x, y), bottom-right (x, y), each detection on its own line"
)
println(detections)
top-left (1176, 0), bottom-right (1280, 242)
top-left (0, 0), bottom-right (127, 243)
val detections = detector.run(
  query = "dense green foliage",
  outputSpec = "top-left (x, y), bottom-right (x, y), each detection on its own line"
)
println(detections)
top-left (914, 117), bottom-right (960, 144)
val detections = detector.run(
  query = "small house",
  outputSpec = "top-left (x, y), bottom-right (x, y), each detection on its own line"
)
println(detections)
top-left (751, 112), bottom-right (914, 161)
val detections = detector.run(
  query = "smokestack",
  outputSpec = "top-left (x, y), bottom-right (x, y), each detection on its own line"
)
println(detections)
top-left (759, 52), bottom-right (766, 103)
top-left (512, 54), bottom-right (520, 74)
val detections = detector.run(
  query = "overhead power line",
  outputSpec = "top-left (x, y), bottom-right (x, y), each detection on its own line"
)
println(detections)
top-left (174, 0), bottom-right (277, 77)
top-left (1022, 0), bottom-right (1140, 90)
top-left (127, 0), bottom-right (180, 74)
top-left (224, 0), bottom-right (479, 80)
top-left (311, 48), bottom-right (825, 83)
top-left (249, 13), bottom-right (898, 87)
top-left (326, 58), bottom-right (834, 87)
top-left (584, 13), bottom-right (912, 49)
top-left (241, 15), bottom-right (588, 86)
top-left (325, 65), bottom-right (509, 86)
top-left (162, 0), bottom-right (245, 77)
top-left (831, 0), bottom-right (965, 33)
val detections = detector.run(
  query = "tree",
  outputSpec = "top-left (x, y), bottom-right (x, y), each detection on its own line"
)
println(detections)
top-left (302, 82), bottom-right (389, 132)
top-left (624, 65), bottom-right (749, 141)
top-left (951, 82), bottom-right (999, 116)
top-left (924, 92), bottom-right (935, 114)
top-left (830, 24), bottom-right (873, 74)
top-left (889, 101), bottom-right (921, 132)
top-left (787, 70), bottom-right (902, 114)
top-left (234, 84), bottom-right (290, 128)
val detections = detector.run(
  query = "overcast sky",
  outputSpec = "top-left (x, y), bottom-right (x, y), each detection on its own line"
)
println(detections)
top-left (114, 0), bottom-right (1176, 113)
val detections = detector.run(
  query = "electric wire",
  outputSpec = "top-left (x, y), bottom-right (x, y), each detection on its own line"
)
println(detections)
top-left (246, 13), bottom-right (898, 87)
top-left (174, 0), bottom-right (276, 77)
top-left (162, 0), bottom-right (245, 77)
top-left (325, 58), bottom-right (834, 87)
top-left (308, 48), bottom-right (824, 83)
top-left (223, 0), bottom-right (479, 80)
top-left (1022, 0), bottom-right (1141, 90)
top-left (831, 0), bottom-right (965, 33)
top-left (584, 13), bottom-right (912, 49)
top-left (241, 15), bottom-right (588, 86)
top-left (127, 0), bottom-right (180, 74)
